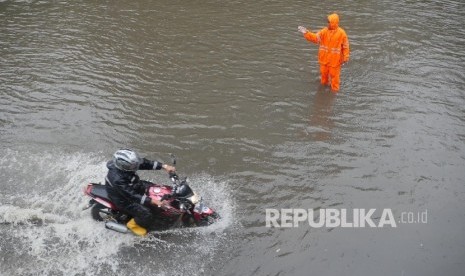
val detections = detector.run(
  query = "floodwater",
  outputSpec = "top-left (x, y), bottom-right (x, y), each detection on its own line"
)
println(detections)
top-left (1, 0), bottom-right (465, 275)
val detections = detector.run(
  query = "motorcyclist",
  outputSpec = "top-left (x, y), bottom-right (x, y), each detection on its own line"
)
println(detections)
top-left (105, 149), bottom-right (176, 236)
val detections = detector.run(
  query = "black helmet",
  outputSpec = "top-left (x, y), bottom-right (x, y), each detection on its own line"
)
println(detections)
top-left (113, 149), bottom-right (141, 171)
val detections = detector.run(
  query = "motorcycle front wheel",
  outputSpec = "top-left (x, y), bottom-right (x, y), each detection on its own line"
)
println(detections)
top-left (198, 211), bottom-right (221, 226)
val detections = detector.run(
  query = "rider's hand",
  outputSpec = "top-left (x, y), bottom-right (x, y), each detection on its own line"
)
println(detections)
top-left (162, 164), bottom-right (176, 173)
top-left (151, 198), bottom-right (170, 209)
top-left (298, 26), bottom-right (308, 34)
top-left (159, 200), bottom-right (170, 209)
top-left (151, 198), bottom-right (162, 207)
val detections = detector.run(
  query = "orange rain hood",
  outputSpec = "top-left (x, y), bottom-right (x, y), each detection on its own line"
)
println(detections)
top-left (328, 13), bottom-right (339, 30)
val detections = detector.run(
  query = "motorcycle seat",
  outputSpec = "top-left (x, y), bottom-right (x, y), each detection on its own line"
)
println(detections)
top-left (90, 184), bottom-right (110, 200)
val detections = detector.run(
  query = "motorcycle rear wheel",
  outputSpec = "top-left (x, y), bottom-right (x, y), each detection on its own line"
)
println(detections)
top-left (91, 203), bottom-right (113, 221)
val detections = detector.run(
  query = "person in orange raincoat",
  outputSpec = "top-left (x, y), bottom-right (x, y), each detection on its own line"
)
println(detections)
top-left (298, 13), bottom-right (350, 92)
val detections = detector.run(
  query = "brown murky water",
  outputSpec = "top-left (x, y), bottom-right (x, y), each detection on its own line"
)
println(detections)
top-left (1, 0), bottom-right (464, 275)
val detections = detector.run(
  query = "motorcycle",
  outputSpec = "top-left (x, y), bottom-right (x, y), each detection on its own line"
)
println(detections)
top-left (83, 171), bottom-right (220, 234)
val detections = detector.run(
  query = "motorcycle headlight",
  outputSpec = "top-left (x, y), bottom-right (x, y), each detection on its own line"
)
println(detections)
top-left (187, 192), bottom-right (201, 204)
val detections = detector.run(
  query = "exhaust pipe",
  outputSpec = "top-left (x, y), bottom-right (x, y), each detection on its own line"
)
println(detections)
top-left (105, 221), bottom-right (129, 233)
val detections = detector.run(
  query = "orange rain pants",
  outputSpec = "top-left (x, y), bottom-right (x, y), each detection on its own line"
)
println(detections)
top-left (320, 65), bottom-right (341, 91)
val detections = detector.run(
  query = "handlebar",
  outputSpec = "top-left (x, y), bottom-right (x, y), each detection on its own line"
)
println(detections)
top-left (169, 172), bottom-right (180, 187)
top-left (165, 155), bottom-right (190, 200)
top-left (168, 172), bottom-right (181, 199)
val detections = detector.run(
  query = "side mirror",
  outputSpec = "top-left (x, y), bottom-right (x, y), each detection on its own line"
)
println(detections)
top-left (170, 153), bottom-right (177, 165)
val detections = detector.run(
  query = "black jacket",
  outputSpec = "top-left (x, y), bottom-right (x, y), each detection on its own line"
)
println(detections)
top-left (105, 158), bottom-right (163, 207)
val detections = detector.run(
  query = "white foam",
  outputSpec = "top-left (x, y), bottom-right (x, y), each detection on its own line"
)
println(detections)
top-left (0, 204), bottom-right (69, 225)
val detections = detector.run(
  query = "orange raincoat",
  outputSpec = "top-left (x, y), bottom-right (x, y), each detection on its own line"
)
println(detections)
top-left (302, 13), bottom-right (350, 91)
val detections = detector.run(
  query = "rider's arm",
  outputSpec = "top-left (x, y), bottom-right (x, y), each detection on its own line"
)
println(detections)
top-left (112, 177), bottom-right (152, 206)
top-left (138, 158), bottom-right (163, 170)
top-left (138, 158), bottom-right (175, 172)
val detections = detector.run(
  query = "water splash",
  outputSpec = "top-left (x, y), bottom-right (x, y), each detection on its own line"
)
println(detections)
top-left (0, 147), bottom-right (235, 276)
